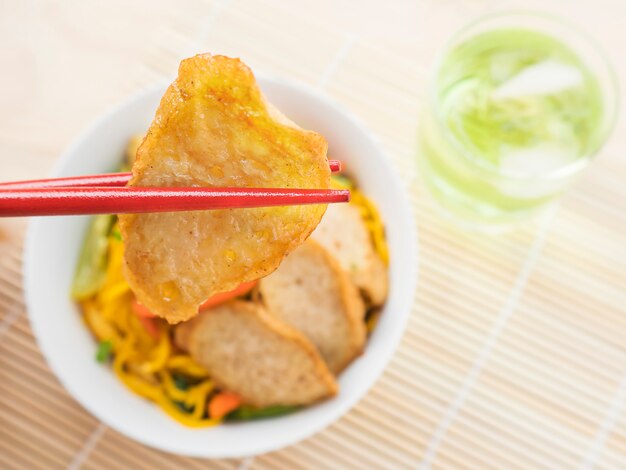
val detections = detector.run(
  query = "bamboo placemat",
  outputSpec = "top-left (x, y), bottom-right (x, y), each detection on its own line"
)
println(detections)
top-left (1, 0), bottom-right (626, 468)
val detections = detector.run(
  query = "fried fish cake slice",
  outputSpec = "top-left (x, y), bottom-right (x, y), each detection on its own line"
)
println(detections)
top-left (259, 239), bottom-right (366, 374)
top-left (119, 54), bottom-right (330, 323)
top-left (311, 202), bottom-right (388, 306)
top-left (175, 301), bottom-right (338, 408)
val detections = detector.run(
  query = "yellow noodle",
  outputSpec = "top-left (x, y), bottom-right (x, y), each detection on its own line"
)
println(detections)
top-left (141, 329), bottom-right (171, 374)
top-left (99, 282), bottom-right (130, 305)
top-left (156, 395), bottom-right (220, 428)
top-left (81, 300), bottom-right (120, 344)
top-left (366, 310), bottom-right (381, 334)
top-left (159, 370), bottom-right (188, 402)
top-left (190, 380), bottom-right (215, 420)
top-left (351, 188), bottom-right (389, 265)
top-left (166, 355), bottom-right (210, 378)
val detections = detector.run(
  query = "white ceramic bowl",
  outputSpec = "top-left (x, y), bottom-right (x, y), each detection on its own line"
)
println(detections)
top-left (24, 75), bottom-right (418, 458)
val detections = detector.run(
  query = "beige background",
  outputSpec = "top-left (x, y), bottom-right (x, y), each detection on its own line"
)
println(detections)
top-left (0, 0), bottom-right (625, 468)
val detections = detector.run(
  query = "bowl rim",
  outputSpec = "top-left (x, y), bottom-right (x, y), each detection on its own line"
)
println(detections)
top-left (23, 75), bottom-right (419, 458)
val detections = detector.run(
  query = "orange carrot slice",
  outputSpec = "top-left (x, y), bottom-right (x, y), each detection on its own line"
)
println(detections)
top-left (199, 280), bottom-right (258, 310)
top-left (137, 315), bottom-right (159, 339)
top-left (132, 299), bottom-right (156, 318)
top-left (208, 391), bottom-right (242, 419)
top-left (131, 280), bottom-right (257, 320)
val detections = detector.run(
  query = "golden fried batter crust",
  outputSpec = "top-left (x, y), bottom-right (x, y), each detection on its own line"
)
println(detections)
top-left (119, 54), bottom-right (330, 323)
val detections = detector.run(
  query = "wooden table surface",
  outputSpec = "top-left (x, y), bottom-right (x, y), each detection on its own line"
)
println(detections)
top-left (1, 0), bottom-right (625, 468)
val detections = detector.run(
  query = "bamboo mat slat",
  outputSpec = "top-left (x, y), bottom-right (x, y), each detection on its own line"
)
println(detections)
top-left (1, 0), bottom-right (626, 468)
top-left (82, 427), bottom-right (241, 470)
top-left (0, 316), bottom-right (100, 469)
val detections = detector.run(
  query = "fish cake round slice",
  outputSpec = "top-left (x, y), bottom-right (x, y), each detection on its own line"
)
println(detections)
top-left (311, 202), bottom-right (388, 305)
top-left (119, 54), bottom-right (330, 323)
top-left (174, 301), bottom-right (337, 408)
top-left (259, 239), bottom-right (366, 374)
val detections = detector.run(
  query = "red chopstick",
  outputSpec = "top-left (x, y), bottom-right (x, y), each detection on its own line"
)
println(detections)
top-left (0, 187), bottom-right (350, 217)
top-left (0, 172), bottom-right (133, 190)
top-left (0, 160), bottom-right (342, 190)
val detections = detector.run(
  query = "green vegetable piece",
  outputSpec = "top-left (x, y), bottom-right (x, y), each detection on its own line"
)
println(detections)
top-left (95, 340), bottom-right (113, 363)
top-left (71, 214), bottom-right (115, 300)
top-left (172, 374), bottom-right (190, 391)
top-left (173, 400), bottom-right (194, 414)
top-left (225, 405), bottom-right (299, 421)
top-left (330, 174), bottom-right (353, 189)
top-left (111, 228), bottom-right (122, 241)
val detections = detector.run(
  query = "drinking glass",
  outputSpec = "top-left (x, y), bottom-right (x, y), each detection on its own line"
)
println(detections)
top-left (417, 12), bottom-right (618, 228)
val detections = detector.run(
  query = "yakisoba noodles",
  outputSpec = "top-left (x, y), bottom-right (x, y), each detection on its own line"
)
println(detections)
top-left (75, 172), bottom-right (387, 426)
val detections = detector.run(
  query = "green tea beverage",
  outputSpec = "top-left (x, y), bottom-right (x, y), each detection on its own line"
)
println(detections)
top-left (419, 20), bottom-right (615, 226)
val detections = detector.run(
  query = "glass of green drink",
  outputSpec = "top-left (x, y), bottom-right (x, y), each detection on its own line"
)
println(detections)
top-left (418, 12), bottom-right (618, 228)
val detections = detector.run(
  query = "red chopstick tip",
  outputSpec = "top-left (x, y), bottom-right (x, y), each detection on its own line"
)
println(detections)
top-left (329, 160), bottom-right (342, 172)
top-left (328, 189), bottom-right (350, 203)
